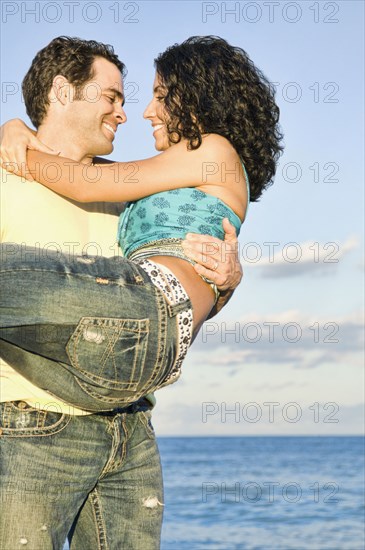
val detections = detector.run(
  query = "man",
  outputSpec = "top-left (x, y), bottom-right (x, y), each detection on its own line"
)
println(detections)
top-left (0, 37), bottom-right (242, 549)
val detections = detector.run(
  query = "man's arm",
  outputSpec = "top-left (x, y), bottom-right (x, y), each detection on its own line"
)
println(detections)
top-left (93, 160), bottom-right (242, 310)
top-left (181, 218), bottom-right (242, 318)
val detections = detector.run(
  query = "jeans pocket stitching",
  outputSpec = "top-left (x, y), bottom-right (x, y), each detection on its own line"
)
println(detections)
top-left (66, 317), bottom-right (150, 391)
top-left (74, 377), bottom-right (140, 404)
top-left (0, 409), bottom-right (72, 438)
top-left (139, 410), bottom-right (155, 440)
top-left (100, 326), bottom-right (121, 372)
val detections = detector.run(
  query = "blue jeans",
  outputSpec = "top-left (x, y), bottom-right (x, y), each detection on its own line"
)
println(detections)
top-left (0, 244), bottom-right (191, 412)
top-left (0, 399), bottom-right (163, 550)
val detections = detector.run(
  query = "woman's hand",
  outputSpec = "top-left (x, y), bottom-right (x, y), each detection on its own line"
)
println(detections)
top-left (0, 118), bottom-right (57, 181)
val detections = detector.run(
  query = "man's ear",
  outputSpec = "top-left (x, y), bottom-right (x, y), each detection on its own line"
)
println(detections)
top-left (50, 75), bottom-right (73, 105)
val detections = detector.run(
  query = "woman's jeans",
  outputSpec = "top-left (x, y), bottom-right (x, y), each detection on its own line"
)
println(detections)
top-left (0, 243), bottom-right (192, 412)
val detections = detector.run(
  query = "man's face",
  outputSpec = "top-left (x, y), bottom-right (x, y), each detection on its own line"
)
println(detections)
top-left (65, 57), bottom-right (126, 158)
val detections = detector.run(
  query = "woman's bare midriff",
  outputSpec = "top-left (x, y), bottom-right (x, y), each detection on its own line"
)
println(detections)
top-left (148, 255), bottom-right (216, 336)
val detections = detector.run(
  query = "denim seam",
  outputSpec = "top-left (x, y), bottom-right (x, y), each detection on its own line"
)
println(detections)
top-left (120, 415), bottom-right (128, 464)
top-left (74, 378), bottom-right (141, 403)
top-left (153, 288), bottom-right (177, 390)
top-left (2, 402), bottom-right (11, 428)
top-left (0, 414), bottom-right (72, 437)
top-left (39, 409), bottom-right (47, 428)
top-left (133, 331), bottom-right (143, 386)
top-left (0, 268), bottom-right (147, 289)
top-left (75, 288), bottom-right (170, 402)
top-left (101, 327), bottom-right (120, 377)
top-left (90, 489), bottom-right (108, 550)
top-left (75, 374), bottom-right (140, 392)
top-left (143, 286), bottom-right (168, 391)
top-left (66, 317), bottom-right (150, 390)
top-left (7, 401), bottom-right (40, 413)
top-left (99, 415), bottom-right (126, 478)
top-left (99, 439), bottom-right (117, 478)
top-left (139, 411), bottom-right (156, 440)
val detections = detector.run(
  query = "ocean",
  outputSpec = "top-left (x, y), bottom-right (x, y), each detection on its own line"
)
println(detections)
top-left (159, 436), bottom-right (364, 550)
top-left (64, 436), bottom-right (364, 549)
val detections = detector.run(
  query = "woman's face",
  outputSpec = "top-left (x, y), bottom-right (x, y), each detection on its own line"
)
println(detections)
top-left (143, 73), bottom-right (171, 151)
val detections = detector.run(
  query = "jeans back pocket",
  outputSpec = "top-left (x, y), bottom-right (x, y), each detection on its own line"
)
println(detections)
top-left (66, 317), bottom-right (149, 392)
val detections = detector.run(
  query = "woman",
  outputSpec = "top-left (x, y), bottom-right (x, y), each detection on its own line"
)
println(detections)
top-left (0, 36), bottom-right (283, 412)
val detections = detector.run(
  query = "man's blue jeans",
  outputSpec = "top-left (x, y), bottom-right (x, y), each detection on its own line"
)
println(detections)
top-left (0, 243), bottom-right (191, 411)
top-left (0, 398), bottom-right (163, 550)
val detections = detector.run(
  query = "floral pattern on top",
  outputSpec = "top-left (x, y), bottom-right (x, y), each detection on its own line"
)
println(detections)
top-left (117, 187), bottom-right (244, 259)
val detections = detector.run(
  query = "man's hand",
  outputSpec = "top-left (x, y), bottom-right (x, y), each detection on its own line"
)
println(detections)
top-left (181, 217), bottom-right (242, 291)
top-left (182, 218), bottom-right (243, 318)
top-left (0, 118), bottom-right (57, 181)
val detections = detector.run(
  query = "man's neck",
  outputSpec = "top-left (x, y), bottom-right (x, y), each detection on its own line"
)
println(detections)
top-left (37, 126), bottom-right (93, 165)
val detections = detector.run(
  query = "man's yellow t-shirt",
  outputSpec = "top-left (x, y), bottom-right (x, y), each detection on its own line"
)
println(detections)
top-left (0, 168), bottom-right (155, 414)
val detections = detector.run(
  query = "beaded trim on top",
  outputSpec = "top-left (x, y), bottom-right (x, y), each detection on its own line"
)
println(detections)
top-left (129, 238), bottom-right (219, 304)
top-left (127, 238), bottom-right (190, 264)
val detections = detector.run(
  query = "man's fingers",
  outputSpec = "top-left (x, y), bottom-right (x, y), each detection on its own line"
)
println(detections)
top-left (193, 263), bottom-right (226, 286)
top-left (182, 222), bottom-right (242, 292)
top-left (184, 233), bottom-right (222, 245)
top-left (187, 244), bottom-right (242, 291)
top-left (183, 245), bottom-right (221, 268)
top-left (184, 219), bottom-right (238, 250)
top-left (222, 217), bottom-right (238, 241)
top-left (182, 241), bottom-right (237, 266)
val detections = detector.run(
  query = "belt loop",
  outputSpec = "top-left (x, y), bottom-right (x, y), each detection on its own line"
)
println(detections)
top-left (167, 299), bottom-right (192, 318)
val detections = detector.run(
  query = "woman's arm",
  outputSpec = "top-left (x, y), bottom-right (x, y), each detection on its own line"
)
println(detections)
top-left (1, 118), bottom-right (243, 211)
top-left (0, 119), bottom-right (57, 181)
top-left (25, 135), bottom-right (234, 202)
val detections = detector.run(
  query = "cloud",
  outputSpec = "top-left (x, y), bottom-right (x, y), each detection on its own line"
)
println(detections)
top-left (153, 401), bottom-right (365, 436)
top-left (241, 236), bottom-right (360, 279)
top-left (250, 381), bottom-right (309, 391)
top-left (190, 310), bottom-right (364, 370)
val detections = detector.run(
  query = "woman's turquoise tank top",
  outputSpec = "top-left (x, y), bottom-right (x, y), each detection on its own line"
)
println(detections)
top-left (117, 164), bottom-right (250, 261)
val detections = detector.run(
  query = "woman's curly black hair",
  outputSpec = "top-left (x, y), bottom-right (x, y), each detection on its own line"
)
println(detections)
top-left (155, 36), bottom-right (284, 202)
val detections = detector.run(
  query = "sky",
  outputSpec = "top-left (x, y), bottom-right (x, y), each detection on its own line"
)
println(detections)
top-left (0, 0), bottom-right (364, 435)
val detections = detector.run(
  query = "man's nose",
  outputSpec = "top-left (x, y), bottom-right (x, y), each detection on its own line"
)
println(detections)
top-left (115, 103), bottom-right (127, 124)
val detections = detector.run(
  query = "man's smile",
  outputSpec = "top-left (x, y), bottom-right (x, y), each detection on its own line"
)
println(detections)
top-left (103, 122), bottom-right (116, 137)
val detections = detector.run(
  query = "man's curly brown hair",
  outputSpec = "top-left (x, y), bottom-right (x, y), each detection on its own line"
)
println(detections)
top-left (22, 36), bottom-right (126, 129)
top-left (155, 36), bottom-right (284, 202)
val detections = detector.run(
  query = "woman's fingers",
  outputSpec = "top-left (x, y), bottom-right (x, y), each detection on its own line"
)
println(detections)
top-left (28, 136), bottom-right (58, 155)
top-left (0, 118), bottom-right (57, 181)
top-left (0, 143), bottom-right (31, 180)
top-left (0, 121), bottom-right (30, 179)
top-left (0, 138), bottom-right (56, 181)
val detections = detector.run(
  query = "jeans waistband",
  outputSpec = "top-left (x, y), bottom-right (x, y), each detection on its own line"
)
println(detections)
top-left (94, 397), bottom-right (153, 416)
top-left (137, 259), bottom-right (193, 388)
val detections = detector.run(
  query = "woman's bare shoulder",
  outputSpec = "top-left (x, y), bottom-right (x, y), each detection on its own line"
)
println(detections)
top-left (200, 133), bottom-right (239, 162)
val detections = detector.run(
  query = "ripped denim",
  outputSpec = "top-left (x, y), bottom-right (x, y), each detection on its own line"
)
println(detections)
top-left (0, 243), bottom-right (192, 412)
top-left (0, 400), bottom-right (163, 550)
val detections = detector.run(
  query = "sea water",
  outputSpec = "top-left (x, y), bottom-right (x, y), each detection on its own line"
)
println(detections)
top-left (159, 437), bottom-right (364, 550)
top-left (63, 436), bottom-right (364, 550)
